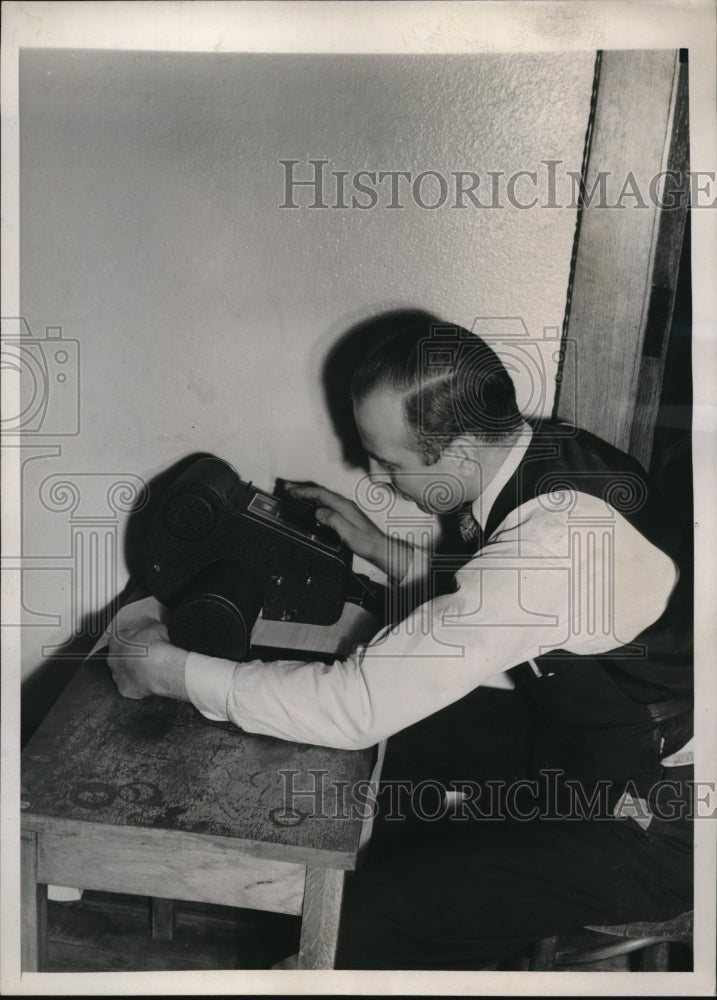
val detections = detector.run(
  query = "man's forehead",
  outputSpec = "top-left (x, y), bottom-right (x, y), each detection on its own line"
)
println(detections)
top-left (354, 388), bottom-right (412, 452)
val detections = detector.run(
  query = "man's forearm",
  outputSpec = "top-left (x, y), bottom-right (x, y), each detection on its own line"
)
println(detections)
top-left (373, 535), bottom-right (414, 581)
top-left (147, 640), bottom-right (191, 701)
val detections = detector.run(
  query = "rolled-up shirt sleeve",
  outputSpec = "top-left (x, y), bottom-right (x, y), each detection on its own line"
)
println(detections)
top-left (184, 492), bottom-right (677, 750)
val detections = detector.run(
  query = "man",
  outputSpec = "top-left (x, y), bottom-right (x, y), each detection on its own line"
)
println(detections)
top-left (108, 319), bottom-right (693, 969)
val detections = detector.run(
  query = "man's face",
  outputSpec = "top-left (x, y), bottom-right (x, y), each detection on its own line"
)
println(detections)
top-left (353, 387), bottom-right (475, 514)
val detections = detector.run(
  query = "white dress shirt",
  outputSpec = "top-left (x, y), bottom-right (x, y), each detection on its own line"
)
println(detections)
top-left (181, 426), bottom-right (678, 750)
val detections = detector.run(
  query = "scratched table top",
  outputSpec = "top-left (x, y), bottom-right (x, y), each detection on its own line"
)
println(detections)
top-left (22, 657), bottom-right (377, 867)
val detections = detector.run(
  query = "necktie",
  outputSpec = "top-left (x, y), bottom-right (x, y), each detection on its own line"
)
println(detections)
top-left (455, 501), bottom-right (484, 554)
top-left (416, 503), bottom-right (485, 607)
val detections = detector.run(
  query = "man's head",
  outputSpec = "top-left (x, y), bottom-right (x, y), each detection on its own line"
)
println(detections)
top-left (351, 321), bottom-right (523, 513)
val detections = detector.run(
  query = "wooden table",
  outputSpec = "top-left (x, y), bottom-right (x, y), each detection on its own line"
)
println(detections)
top-left (21, 655), bottom-right (379, 971)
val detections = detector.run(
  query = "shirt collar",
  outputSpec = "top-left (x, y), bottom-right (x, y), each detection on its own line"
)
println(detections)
top-left (472, 420), bottom-right (534, 530)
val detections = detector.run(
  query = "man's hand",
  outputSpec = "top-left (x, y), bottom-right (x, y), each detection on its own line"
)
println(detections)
top-left (107, 610), bottom-right (189, 703)
top-left (286, 481), bottom-right (413, 581)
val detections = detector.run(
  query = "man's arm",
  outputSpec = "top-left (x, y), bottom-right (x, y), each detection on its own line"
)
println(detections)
top-left (109, 493), bottom-right (677, 750)
top-left (106, 603), bottom-right (189, 702)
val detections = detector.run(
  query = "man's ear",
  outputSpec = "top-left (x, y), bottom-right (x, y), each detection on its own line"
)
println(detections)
top-left (441, 435), bottom-right (481, 475)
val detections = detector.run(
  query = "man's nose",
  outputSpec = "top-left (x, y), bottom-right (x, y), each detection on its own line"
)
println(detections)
top-left (368, 462), bottom-right (396, 494)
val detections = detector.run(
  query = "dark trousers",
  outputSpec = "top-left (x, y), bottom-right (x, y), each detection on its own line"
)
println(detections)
top-left (335, 687), bottom-right (693, 970)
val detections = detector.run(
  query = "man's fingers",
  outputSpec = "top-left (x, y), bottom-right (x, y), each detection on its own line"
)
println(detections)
top-left (114, 677), bottom-right (146, 700)
top-left (106, 658), bottom-right (137, 699)
top-left (283, 480), bottom-right (316, 491)
top-left (287, 483), bottom-right (338, 504)
top-left (315, 507), bottom-right (357, 545)
top-left (287, 482), bottom-right (386, 565)
top-left (107, 637), bottom-right (153, 700)
top-left (288, 484), bottom-right (358, 520)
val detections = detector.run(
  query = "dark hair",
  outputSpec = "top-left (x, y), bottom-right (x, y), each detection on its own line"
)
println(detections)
top-left (351, 320), bottom-right (522, 463)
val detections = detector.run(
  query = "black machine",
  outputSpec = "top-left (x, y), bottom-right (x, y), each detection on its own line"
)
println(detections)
top-left (144, 456), bottom-right (384, 662)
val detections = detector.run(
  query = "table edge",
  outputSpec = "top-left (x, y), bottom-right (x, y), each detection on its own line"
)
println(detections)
top-left (21, 812), bottom-right (361, 871)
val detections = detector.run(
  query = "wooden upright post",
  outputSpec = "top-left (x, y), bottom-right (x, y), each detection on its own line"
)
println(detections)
top-left (21, 830), bottom-right (47, 971)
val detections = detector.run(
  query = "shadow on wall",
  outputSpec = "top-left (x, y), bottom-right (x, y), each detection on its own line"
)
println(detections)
top-left (322, 308), bottom-right (441, 469)
top-left (21, 452), bottom-right (216, 746)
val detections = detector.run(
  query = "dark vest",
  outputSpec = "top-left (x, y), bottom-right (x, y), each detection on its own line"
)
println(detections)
top-left (483, 421), bottom-right (693, 799)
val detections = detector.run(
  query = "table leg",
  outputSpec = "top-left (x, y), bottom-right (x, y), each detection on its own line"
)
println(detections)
top-left (298, 867), bottom-right (345, 969)
top-left (21, 830), bottom-right (48, 971)
top-left (151, 898), bottom-right (175, 941)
